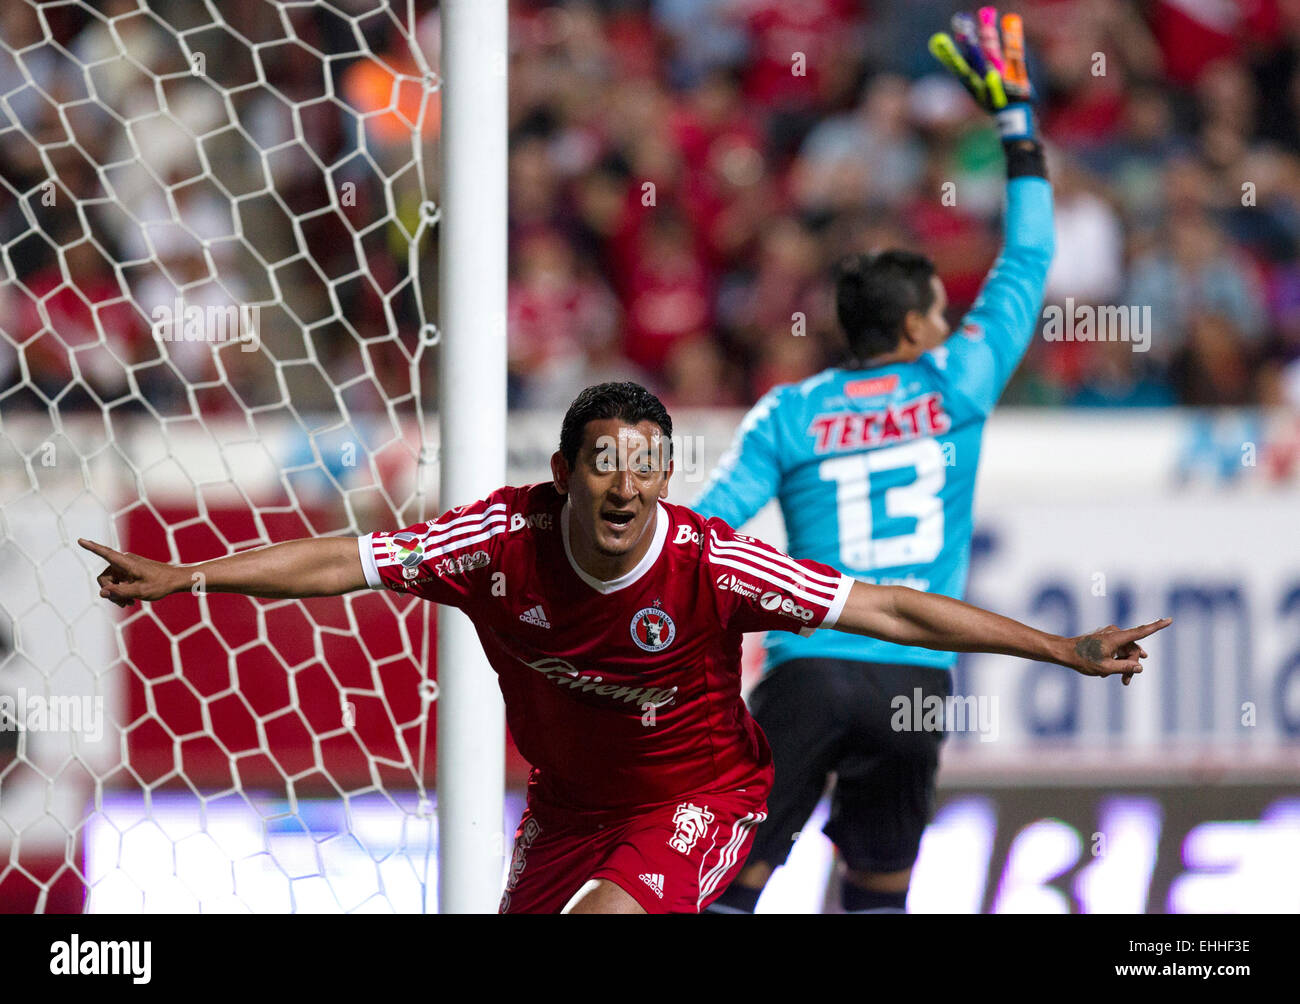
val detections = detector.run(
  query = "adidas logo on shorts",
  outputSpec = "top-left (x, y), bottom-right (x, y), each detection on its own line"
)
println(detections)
top-left (639, 873), bottom-right (664, 899)
top-left (519, 604), bottom-right (550, 628)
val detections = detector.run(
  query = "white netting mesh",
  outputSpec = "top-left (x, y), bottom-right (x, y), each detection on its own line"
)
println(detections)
top-left (0, 0), bottom-right (478, 912)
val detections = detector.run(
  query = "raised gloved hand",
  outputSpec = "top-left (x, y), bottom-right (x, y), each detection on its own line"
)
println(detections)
top-left (929, 7), bottom-right (1035, 142)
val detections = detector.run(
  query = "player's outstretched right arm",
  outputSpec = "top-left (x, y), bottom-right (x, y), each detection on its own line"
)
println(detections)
top-left (79, 536), bottom-right (367, 607)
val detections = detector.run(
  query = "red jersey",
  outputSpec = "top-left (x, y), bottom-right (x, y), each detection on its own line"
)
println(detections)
top-left (357, 483), bottom-right (852, 822)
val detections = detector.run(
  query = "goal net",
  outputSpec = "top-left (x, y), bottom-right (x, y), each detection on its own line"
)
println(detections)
top-left (0, 0), bottom-right (484, 913)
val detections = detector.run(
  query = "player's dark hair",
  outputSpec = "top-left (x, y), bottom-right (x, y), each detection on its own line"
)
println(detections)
top-left (559, 382), bottom-right (673, 470)
top-left (835, 250), bottom-right (936, 362)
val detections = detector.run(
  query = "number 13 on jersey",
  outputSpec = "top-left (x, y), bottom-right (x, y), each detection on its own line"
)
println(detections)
top-left (818, 439), bottom-right (945, 572)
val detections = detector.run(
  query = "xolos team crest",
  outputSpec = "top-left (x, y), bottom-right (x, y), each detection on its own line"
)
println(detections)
top-left (630, 605), bottom-right (676, 652)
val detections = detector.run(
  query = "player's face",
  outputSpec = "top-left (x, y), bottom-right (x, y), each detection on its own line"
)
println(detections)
top-left (554, 418), bottom-right (673, 564)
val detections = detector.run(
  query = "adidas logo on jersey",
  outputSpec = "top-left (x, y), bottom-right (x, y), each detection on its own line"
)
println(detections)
top-left (519, 605), bottom-right (551, 628)
top-left (639, 873), bottom-right (664, 899)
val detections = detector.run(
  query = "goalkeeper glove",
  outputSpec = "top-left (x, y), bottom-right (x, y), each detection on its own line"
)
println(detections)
top-left (929, 7), bottom-right (1035, 142)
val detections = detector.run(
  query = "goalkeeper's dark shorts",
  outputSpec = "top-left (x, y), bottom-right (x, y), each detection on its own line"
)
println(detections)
top-left (744, 657), bottom-right (952, 875)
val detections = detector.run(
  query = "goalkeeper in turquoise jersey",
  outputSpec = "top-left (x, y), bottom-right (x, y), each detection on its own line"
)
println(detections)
top-left (695, 9), bottom-right (1054, 914)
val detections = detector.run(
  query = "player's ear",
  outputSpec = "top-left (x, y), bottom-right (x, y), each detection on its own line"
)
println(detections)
top-left (550, 451), bottom-right (569, 495)
top-left (901, 310), bottom-right (924, 347)
top-left (658, 460), bottom-right (673, 500)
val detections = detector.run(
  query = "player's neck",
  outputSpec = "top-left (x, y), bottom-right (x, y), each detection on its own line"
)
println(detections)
top-left (564, 502), bottom-right (662, 583)
top-left (852, 345), bottom-right (920, 369)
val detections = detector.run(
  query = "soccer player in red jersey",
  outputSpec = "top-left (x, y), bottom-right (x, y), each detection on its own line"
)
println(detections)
top-left (80, 382), bottom-right (1170, 914)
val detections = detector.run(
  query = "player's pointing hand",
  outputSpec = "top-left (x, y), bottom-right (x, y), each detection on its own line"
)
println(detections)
top-left (1067, 618), bottom-right (1172, 684)
top-left (78, 538), bottom-right (182, 607)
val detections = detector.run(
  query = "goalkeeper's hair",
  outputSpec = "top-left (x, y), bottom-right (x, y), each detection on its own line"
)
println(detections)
top-left (835, 250), bottom-right (937, 362)
top-left (559, 382), bottom-right (674, 469)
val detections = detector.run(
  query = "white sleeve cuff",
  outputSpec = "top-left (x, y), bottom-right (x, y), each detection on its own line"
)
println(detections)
top-left (357, 533), bottom-right (383, 589)
top-left (801, 574), bottom-right (855, 636)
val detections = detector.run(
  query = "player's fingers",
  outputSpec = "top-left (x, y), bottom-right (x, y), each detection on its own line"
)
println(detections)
top-left (1000, 12), bottom-right (1030, 99)
top-left (984, 68), bottom-right (1007, 109)
top-left (79, 538), bottom-right (129, 568)
top-left (1122, 671), bottom-right (1134, 686)
top-left (1098, 659), bottom-right (1142, 676)
top-left (1118, 617), bottom-right (1173, 644)
top-left (929, 33), bottom-right (985, 102)
top-left (100, 580), bottom-right (141, 603)
top-left (952, 12), bottom-right (988, 76)
top-left (977, 7), bottom-right (1004, 72)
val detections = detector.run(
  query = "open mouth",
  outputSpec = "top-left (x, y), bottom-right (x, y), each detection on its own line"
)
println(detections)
top-left (601, 510), bottom-right (635, 530)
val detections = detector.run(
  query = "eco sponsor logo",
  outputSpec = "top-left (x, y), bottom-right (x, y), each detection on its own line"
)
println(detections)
top-left (759, 590), bottom-right (815, 622)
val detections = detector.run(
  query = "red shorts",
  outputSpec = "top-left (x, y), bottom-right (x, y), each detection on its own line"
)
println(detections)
top-left (499, 789), bottom-right (768, 914)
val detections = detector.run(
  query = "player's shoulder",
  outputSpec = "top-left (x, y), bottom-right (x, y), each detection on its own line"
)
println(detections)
top-left (733, 370), bottom-right (842, 445)
top-left (789, 364), bottom-right (947, 411)
top-left (658, 499), bottom-right (734, 558)
top-left (440, 482), bottom-right (560, 520)
top-left (421, 482), bottom-right (561, 551)
top-left (664, 501), bottom-right (763, 557)
top-left (500, 481), bottom-right (564, 529)
top-left (756, 369), bottom-right (840, 412)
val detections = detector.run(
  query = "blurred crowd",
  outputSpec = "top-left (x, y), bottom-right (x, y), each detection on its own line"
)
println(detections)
top-left (2, 0), bottom-right (1299, 418)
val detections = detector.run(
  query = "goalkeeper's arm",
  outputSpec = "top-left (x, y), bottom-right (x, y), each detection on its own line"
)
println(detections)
top-left (78, 536), bottom-right (367, 605)
top-left (930, 8), bottom-right (1054, 404)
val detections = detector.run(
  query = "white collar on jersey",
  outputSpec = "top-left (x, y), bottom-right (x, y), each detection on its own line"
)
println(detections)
top-left (560, 496), bottom-right (668, 594)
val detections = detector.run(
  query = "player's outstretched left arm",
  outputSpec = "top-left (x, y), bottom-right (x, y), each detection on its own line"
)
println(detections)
top-left (832, 580), bottom-right (1170, 683)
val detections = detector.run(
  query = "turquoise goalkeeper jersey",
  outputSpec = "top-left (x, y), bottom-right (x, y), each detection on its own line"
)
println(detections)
top-left (692, 175), bottom-right (1054, 672)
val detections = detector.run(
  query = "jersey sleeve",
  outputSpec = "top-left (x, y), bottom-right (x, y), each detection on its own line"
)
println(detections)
top-left (691, 387), bottom-right (784, 528)
top-left (357, 490), bottom-right (510, 609)
top-left (702, 518), bottom-right (854, 637)
top-left (928, 176), bottom-right (1054, 415)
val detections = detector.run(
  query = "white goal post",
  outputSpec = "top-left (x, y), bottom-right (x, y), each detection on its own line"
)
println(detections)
top-left (436, 0), bottom-right (507, 914)
top-left (0, 0), bottom-right (506, 913)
